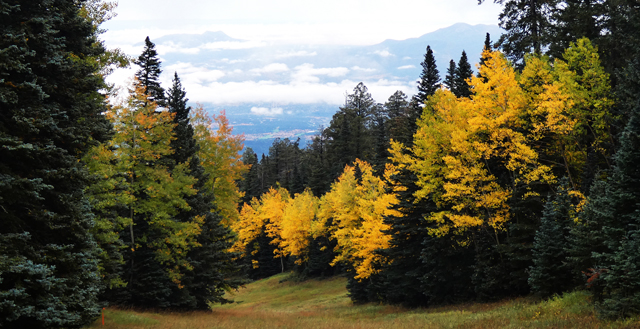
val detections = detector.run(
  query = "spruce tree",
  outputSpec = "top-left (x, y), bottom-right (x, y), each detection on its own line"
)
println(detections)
top-left (529, 179), bottom-right (577, 297)
top-left (134, 36), bottom-right (165, 106)
top-left (167, 72), bottom-right (246, 308)
top-left (415, 45), bottom-right (441, 104)
top-left (444, 60), bottom-right (457, 92)
top-left (0, 0), bottom-right (110, 326)
top-left (385, 91), bottom-right (411, 147)
top-left (478, 33), bottom-right (493, 81)
top-left (480, 0), bottom-right (557, 67)
top-left (453, 51), bottom-right (474, 98)
top-left (595, 99), bottom-right (640, 318)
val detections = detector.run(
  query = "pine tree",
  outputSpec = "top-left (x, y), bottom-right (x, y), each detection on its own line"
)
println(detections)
top-left (166, 73), bottom-right (246, 309)
top-left (385, 91), bottom-right (412, 147)
top-left (453, 50), bottom-right (474, 98)
top-left (529, 179), bottom-right (577, 297)
top-left (167, 72), bottom-right (197, 164)
top-left (415, 45), bottom-right (441, 104)
top-left (444, 60), bottom-right (457, 91)
top-left (594, 99), bottom-right (640, 318)
top-left (477, 33), bottom-right (493, 82)
top-left (0, 0), bottom-right (111, 326)
top-left (134, 36), bottom-right (165, 106)
top-left (480, 0), bottom-right (557, 67)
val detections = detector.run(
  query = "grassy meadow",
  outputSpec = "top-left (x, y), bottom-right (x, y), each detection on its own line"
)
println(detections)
top-left (88, 273), bottom-right (640, 329)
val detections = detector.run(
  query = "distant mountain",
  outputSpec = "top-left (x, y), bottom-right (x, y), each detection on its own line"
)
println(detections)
top-left (151, 31), bottom-right (241, 48)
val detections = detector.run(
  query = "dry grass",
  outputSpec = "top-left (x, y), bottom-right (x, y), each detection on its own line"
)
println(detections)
top-left (88, 273), bottom-right (640, 329)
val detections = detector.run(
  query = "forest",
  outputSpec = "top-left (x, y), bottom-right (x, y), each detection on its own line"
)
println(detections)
top-left (2, 0), bottom-right (640, 328)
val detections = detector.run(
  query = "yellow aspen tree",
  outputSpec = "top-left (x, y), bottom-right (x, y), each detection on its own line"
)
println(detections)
top-left (280, 188), bottom-right (319, 264)
top-left (318, 159), bottom-right (400, 279)
top-left (231, 198), bottom-right (264, 269)
top-left (231, 187), bottom-right (290, 270)
top-left (191, 106), bottom-right (249, 226)
top-left (391, 50), bottom-right (560, 239)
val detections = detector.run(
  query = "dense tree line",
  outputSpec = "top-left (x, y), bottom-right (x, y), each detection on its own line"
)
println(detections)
top-left (236, 1), bottom-right (640, 319)
top-left (3, 0), bottom-right (640, 326)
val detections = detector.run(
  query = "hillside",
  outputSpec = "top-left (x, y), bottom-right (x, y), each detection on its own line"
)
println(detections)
top-left (88, 273), bottom-right (640, 329)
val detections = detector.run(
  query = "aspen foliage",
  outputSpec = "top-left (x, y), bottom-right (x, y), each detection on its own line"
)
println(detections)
top-left (231, 187), bottom-right (290, 261)
top-left (191, 106), bottom-right (249, 226)
top-left (93, 82), bottom-right (202, 283)
top-left (390, 50), bottom-right (570, 238)
top-left (318, 159), bottom-right (401, 280)
top-left (280, 189), bottom-right (320, 264)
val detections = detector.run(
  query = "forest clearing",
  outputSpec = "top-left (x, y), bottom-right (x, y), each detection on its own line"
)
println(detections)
top-left (88, 273), bottom-right (640, 329)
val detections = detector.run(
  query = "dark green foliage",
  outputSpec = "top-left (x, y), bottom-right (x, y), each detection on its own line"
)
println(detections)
top-left (370, 103), bottom-right (389, 175)
top-left (478, 33), bottom-right (493, 81)
top-left (239, 147), bottom-right (261, 203)
top-left (420, 233), bottom-right (475, 305)
top-left (480, 0), bottom-right (556, 67)
top-left (183, 209), bottom-right (246, 308)
top-left (529, 179), bottom-right (577, 297)
top-left (415, 46), bottom-right (441, 103)
top-left (167, 72), bottom-right (197, 164)
top-left (550, 1), bottom-right (640, 82)
top-left (453, 51), bottom-right (474, 98)
top-left (378, 167), bottom-right (433, 306)
top-left (301, 235), bottom-right (338, 278)
top-left (444, 60), bottom-right (457, 91)
top-left (246, 231), bottom-right (283, 280)
top-left (385, 91), bottom-right (412, 147)
top-left (134, 36), bottom-right (165, 105)
top-left (305, 132), bottom-right (332, 197)
top-left (593, 100), bottom-right (640, 318)
top-left (325, 83), bottom-right (376, 178)
top-left (566, 179), bottom-right (611, 298)
top-left (0, 0), bottom-right (111, 326)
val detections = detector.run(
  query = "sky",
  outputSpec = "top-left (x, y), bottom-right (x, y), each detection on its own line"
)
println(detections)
top-left (102, 0), bottom-right (504, 106)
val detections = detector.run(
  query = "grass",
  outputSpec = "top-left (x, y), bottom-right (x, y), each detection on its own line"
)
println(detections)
top-left (88, 273), bottom-right (640, 328)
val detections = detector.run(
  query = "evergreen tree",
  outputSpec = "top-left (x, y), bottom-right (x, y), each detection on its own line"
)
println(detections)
top-left (453, 50), bottom-right (474, 98)
top-left (167, 72), bottom-right (197, 164)
top-left (305, 130), bottom-right (332, 197)
top-left (480, 0), bottom-right (557, 67)
top-left (166, 72), bottom-right (246, 309)
top-left (478, 33), bottom-right (493, 82)
top-left (0, 0), bottom-right (111, 326)
top-left (529, 179), bottom-right (577, 297)
top-left (594, 100), bottom-right (640, 318)
top-left (239, 147), bottom-right (261, 203)
top-left (134, 36), bottom-right (165, 106)
top-left (325, 83), bottom-right (376, 178)
top-left (385, 91), bottom-right (412, 147)
top-left (444, 60), bottom-right (457, 91)
top-left (415, 45), bottom-right (441, 104)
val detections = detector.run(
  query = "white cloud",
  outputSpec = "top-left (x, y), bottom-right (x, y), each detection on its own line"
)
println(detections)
top-left (373, 49), bottom-right (394, 57)
top-left (201, 40), bottom-right (267, 50)
top-left (220, 58), bottom-right (247, 64)
top-left (351, 66), bottom-right (376, 72)
top-left (164, 62), bottom-right (225, 84)
top-left (250, 63), bottom-right (289, 74)
top-left (156, 42), bottom-right (201, 55)
top-left (397, 65), bottom-right (415, 70)
top-left (251, 107), bottom-right (284, 116)
top-left (402, 56), bottom-right (412, 60)
top-left (276, 50), bottom-right (317, 58)
top-left (179, 79), bottom-right (414, 105)
top-left (292, 63), bottom-right (349, 83)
